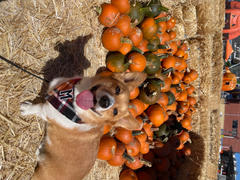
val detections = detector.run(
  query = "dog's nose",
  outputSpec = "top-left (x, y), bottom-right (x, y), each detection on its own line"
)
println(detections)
top-left (99, 95), bottom-right (111, 108)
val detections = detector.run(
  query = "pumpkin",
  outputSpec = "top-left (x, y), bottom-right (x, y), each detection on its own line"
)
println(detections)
top-left (126, 138), bottom-right (141, 156)
top-left (107, 142), bottom-right (126, 166)
top-left (186, 84), bottom-right (195, 95)
top-left (144, 53), bottom-right (161, 75)
top-left (178, 131), bottom-right (189, 144)
top-left (141, 18), bottom-right (158, 40)
top-left (129, 27), bottom-right (143, 46)
top-left (130, 87), bottom-right (140, 100)
top-left (157, 92), bottom-right (169, 106)
top-left (97, 135), bottom-right (117, 160)
top-left (119, 40), bottom-right (133, 55)
top-left (177, 101), bottom-right (189, 114)
top-left (111, 0), bottom-right (130, 14)
top-left (222, 67), bottom-right (237, 91)
top-left (166, 17), bottom-right (176, 30)
top-left (180, 116), bottom-right (192, 130)
top-left (115, 15), bottom-right (132, 36)
top-left (128, 52), bottom-right (147, 72)
top-left (125, 154), bottom-right (144, 170)
top-left (106, 52), bottom-right (129, 72)
top-left (169, 31), bottom-right (177, 40)
top-left (136, 39), bottom-right (149, 53)
top-left (99, 3), bottom-right (120, 27)
top-left (157, 21), bottom-right (167, 33)
top-left (115, 127), bottom-right (134, 144)
top-left (143, 122), bottom-right (153, 140)
top-left (129, 2), bottom-right (145, 26)
top-left (102, 27), bottom-right (123, 51)
top-left (130, 99), bottom-right (145, 116)
top-left (161, 56), bottom-right (176, 69)
top-left (120, 169), bottom-right (138, 180)
top-left (147, 104), bottom-right (165, 127)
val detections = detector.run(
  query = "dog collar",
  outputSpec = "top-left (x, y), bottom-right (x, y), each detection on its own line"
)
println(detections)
top-left (45, 78), bottom-right (83, 123)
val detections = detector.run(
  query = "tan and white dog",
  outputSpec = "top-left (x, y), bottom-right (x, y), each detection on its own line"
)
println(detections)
top-left (20, 72), bottom-right (146, 180)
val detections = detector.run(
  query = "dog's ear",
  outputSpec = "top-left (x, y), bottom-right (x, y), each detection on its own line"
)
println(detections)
top-left (114, 112), bottom-right (142, 130)
top-left (112, 72), bottom-right (147, 92)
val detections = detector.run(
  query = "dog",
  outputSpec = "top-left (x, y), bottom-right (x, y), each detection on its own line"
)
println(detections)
top-left (20, 71), bottom-right (146, 180)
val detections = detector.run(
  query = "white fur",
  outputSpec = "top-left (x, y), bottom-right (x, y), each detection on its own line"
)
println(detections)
top-left (20, 101), bottom-right (94, 131)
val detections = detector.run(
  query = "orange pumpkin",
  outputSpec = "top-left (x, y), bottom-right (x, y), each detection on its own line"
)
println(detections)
top-left (107, 142), bottom-right (126, 166)
top-left (115, 127), bottom-right (134, 144)
top-left (222, 67), bottom-right (237, 91)
top-left (97, 135), bottom-right (117, 160)
top-left (126, 138), bottom-right (141, 156)
top-left (128, 52), bottom-right (147, 72)
top-left (157, 93), bottom-right (169, 106)
top-left (129, 27), bottom-right (143, 47)
top-left (119, 169), bottom-right (138, 180)
top-left (99, 3), bottom-right (120, 27)
top-left (130, 87), bottom-right (140, 100)
top-left (147, 104), bottom-right (165, 127)
top-left (125, 154), bottom-right (144, 170)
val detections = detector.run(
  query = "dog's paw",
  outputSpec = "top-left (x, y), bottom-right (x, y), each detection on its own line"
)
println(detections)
top-left (20, 101), bottom-right (33, 116)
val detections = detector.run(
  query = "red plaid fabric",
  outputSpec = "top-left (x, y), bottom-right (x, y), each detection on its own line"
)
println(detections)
top-left (45, 78), bottom-right (82, 123)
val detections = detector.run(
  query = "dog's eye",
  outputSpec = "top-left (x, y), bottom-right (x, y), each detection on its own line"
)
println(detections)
top-left (115, 86), bottom-right (120, 95)
top-left (113, 108), bottom-right (118, 116)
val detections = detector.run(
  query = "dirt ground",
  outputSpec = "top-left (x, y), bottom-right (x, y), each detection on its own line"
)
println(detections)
top-left (0, 0), bottom-right (225, 179)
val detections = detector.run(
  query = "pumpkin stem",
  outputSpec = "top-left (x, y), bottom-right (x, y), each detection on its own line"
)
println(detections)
top-left (123, 152), bottom-right (135, 162)
top-left (151, 127), bottom-right (159, 131)
top-left (94, 6), bottom-right (102, 15)
top-left (155, 16), bottom-right (169, 23)
top-left (158, 44), bottom-right (167, 49)
top-left (162, 67), bottom-right (173, 75)
top-left (131, 46), bottom-right (144, 54)
top-left (140, 159), bottom-right (152, 167)
top-left (156, 54), bottom-right (168, 59)
top-left (132, 130), bottom-right (144, 136)
top-left (149, 144), bottom-right (155, 149)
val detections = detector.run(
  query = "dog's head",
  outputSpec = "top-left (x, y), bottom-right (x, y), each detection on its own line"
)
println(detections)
top-left (73, 72), bottom-right (146, 130)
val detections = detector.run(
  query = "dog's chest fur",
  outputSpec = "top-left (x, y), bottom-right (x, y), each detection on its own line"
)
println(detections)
top-left (33, 118), bottom-right (103, 180)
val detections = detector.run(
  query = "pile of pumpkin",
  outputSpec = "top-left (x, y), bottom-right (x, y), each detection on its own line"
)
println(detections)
top-left (97, 0), bottom-right (198, 179)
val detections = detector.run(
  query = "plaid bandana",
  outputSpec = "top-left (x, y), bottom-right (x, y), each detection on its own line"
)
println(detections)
top-left (45, 78), bottom-right (82, 123)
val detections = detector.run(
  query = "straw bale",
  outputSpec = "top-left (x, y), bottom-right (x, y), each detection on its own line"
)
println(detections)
top-left (219, 0), bottom-right (226, 30)
top-left (187, 39), bottom-right (201, 133)
top-left (0, 0), bottom-right (120, 179)
top-left (171, 6), bottom-right (186, 40)
top-left (209, 32), bottom-right (223, 109)
top-left (161, 0), bottom-right (186, 9)
top-left (196, 1), bottom-right (218, 34)
top-left (182, 4), bottom-right (197, 38)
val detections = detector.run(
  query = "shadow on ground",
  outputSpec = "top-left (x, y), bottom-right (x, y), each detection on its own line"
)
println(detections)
top-left (33, 34), bottom-right (92, 103)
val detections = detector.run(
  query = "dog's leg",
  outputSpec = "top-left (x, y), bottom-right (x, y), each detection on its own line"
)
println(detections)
top-left (20, 102), bottom-right (47, 120)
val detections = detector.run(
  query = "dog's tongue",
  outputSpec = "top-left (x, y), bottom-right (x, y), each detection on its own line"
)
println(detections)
top-left (76, 90), bottom-right (94, 110)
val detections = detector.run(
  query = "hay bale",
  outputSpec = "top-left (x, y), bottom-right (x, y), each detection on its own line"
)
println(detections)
top-left (161, 0), bottom-right (186, 9)
top-left (171, 5), bottom-right (186, 40)
top-left (0, 0), bottom-right (120, 179)
top-left (187, 39), bottom-right (201, 133)
top-left (182, 4), bottom-right (197, 38)
top-left (209, 32), bottom-right (223, 109)
top-left (196, 1), bottom-right (218, 34)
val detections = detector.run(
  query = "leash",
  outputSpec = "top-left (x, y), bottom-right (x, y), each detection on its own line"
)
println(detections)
top-left (0, 54), bottom-right (49, 83)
